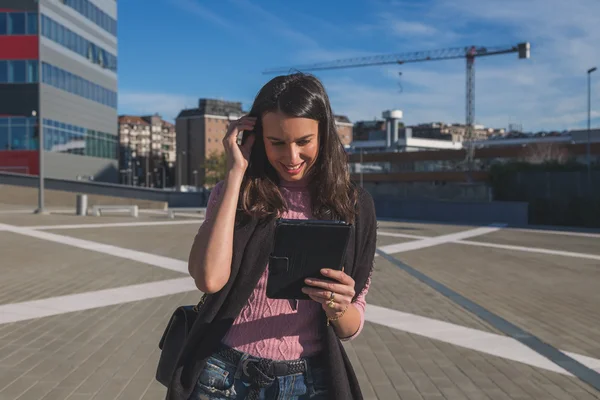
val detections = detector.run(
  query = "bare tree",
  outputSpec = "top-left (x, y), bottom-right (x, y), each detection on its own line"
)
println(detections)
top-left (523, 142), bottom-right (569, 164)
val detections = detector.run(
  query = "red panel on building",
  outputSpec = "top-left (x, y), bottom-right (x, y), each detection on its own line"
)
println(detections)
top-left (0, 36), bottom-right (39, 60)
top-left (0, 150), bottom-right (39, 175)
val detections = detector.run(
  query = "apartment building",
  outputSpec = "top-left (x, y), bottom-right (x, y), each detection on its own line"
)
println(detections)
top-left (118, 114), bottom-right (176, 187)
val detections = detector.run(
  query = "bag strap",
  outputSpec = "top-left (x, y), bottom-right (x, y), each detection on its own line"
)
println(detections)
top-left (192, 293), bottom-right (208, 312)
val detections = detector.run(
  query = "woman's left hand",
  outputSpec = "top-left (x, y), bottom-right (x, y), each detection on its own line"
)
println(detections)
top-left (302, 269), bottom-right (355, 317)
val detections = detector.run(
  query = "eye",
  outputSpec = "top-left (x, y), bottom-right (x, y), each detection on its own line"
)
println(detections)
top-left (297, 139), bottom-right (310, 146)
top-left (270, 141), bottom-right (284, 146)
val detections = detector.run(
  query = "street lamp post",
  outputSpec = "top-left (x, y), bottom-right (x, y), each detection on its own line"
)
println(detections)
top-left (587, 67), bottom-right (597, 190)
top-left (33, 8), bottom-right (46, 215)
top-left (32, 110), bottom-right (45, 214)
top-left (177, 150), bottom-right (186, 190)
top-left (193, 170), bottom-right (198, 187)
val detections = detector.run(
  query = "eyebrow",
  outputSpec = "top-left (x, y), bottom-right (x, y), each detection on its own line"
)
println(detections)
top-left (266, 134), bottom-right (314, 142)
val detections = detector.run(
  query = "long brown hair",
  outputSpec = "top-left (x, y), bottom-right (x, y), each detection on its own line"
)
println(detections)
top-left (239, 73), bottom-right (357, 223)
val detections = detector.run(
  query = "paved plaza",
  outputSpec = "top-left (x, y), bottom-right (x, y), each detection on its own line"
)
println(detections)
top-left (1, 205), bottom-right (600, 400)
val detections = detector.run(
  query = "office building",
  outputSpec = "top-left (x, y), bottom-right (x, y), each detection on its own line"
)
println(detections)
top-left (0, 0), bottom-right (118, 181)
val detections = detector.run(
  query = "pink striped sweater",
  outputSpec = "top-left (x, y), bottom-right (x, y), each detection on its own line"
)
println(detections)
top-left (201, 180), bottom-right (370, 360)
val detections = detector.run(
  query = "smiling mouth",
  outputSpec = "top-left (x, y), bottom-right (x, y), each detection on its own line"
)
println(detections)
top-left (281, 162), bottom-right (305, 173)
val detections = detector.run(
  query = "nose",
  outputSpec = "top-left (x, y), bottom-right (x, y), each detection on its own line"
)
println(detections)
top-left (283, 144), bottom-right (301, 164)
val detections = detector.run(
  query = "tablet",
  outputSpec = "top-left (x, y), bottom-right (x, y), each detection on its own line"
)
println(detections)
top-left (266, 218), bottom-right (352, 300)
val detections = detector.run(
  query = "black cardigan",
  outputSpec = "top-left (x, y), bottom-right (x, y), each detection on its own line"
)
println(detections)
top-left (166, 187), bottom-right (377, 400)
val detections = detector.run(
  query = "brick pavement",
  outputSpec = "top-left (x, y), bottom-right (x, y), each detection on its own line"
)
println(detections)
top-left (0, 213), bottom-right (599, 399)
top-left (0, 232), bottom-right (184, 306)
top-left (469, 229), bottom-right (600, 256)
top-left (397, 242), bottom-right (600, 360)
top-left (377, 221), bottom-right (478, 237)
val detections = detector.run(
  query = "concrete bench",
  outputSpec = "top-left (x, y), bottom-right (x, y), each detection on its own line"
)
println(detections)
top-left (167, 207), bottom-right (206, 219)
top-left (91, 205), bottom-right (139, 218)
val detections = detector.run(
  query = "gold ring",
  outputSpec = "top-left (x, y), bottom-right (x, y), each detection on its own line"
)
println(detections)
top-left (327, 299), bottom-right (336, 309)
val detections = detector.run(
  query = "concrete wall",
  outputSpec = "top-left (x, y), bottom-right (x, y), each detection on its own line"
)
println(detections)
top-left (44, 151), bottom-right (119, 183)
top-left (362, 181), bottom-right (491, 202)
top-left (373, 196), bottom-right (529, 225)
top-left (0, 172), bottom-right (210, 208)
top-left (0, 184), bottom-right (167, 209)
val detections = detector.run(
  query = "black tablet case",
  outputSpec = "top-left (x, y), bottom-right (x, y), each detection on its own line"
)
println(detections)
top-left (266, 219), bottom-right (352, 300)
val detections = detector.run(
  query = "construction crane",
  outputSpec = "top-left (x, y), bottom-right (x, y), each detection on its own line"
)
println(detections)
top-left (263, 42), bottom-right (531, 170)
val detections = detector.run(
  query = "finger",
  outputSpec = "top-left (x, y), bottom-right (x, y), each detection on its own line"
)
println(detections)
top-left (304, 278), bottom-right (355, 297)
top-left (307, 294), bottom-right (328, 305)
top-left (226, 123), bottom-right (255, 136)
top-left (224, 125), bottom-right (254, 144)
top-left (302, 287), bottom-right (352, 304)
top-left (321, 269), bottom-right (354, 286)
top-left (241, 134), bottom-right (256, 153)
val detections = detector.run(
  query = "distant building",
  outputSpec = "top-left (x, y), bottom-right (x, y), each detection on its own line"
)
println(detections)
top-left (410, 123), bottom-right (505, 142)
top-left (353, 120), bottom-right (387, 142)
top-left (118, 114), bottom-right (176, 187)
top-left (176, 99), bottom-right (244, 187)
top-left (334, 115), bottom-right (353, 147)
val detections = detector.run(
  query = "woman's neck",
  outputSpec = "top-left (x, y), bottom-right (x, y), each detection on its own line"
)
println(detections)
top-left (279, 176), bottom-right (310, 189)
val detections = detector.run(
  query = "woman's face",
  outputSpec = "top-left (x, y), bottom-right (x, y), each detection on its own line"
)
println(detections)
top-left (262, 111), bottom-right (320, 182)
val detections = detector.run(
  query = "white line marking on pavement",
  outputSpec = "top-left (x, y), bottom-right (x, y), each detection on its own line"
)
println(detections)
top-left (513, 227), bottom-right (600, 239)
top-left (456, 240), bottom-right (600, 261)
top-left (377, 231), bottom-right (427, 240)
top-left (1, 276), bottom-right (598, 377)
top-left (565, 352), bottom-right (600, 373)
top-left (29, 219), bottom-right (204, 230)
top-left (378, 225), bottom-right (504, 254)
top-left (0, 223), bottom-right (188, 273)
top-left (365, 304), bottom-right (600, 376)
top-left (0, 278), bottom-right (197, 325)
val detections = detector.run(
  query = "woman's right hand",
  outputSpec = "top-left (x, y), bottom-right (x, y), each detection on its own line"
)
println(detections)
top-left (223, 116), bottom-right (257, 176)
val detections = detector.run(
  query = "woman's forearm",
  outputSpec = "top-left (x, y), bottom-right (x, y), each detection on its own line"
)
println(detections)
top-left (188, 171), bottom-right (243, 293)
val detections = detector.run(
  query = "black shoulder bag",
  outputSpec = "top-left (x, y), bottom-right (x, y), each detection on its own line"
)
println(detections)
top-left (155, 293), bottom-right (207, 387)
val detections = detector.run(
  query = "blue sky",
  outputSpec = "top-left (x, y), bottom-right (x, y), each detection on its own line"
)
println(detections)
top-left (117, 0), bottom-right (600, 132)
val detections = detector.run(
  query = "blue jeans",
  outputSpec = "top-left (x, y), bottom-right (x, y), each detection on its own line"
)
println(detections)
top-left (189, 351), bottom-right (329, 399)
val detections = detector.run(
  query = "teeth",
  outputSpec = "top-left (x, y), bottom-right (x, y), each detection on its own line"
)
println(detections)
top-left (285, 163), bottom-right (302, 171)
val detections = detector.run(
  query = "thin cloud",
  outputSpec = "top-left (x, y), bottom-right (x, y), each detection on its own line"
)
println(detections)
top-left (228, 0), bottom-right (317, 47)
top-left (119, 91), bottom-right (197, 122)
top-left (170, 0), bottom-right (238, 33)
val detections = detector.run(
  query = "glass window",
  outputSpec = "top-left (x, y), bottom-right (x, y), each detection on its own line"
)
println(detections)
top-left (9, 61), bottom-right (26, 83)
top-left (41, 15), bottom-right (47, 37)
top-left (0, 126), bottom-right (8, 150)
top-left (11, 125), bottom-right (26, 150)
top-left (77, 36), bottom-right (84, 55)
top-left (8, 13), bottom-right (26, 35)
top-left (0, 61), bottom-right (7, 83)
top-left (90, 5), bottom-right (97, 25)
top-left (48, 64), bottom-right (55, 86)
top-left (27, 61), bottom-right (38, 83)
top-left (0, 13), bottom-right (7, 35)
top-left (57, 24), bottom-right (64, 45)
top-left (48, 17), bottom-right (55, 40)
top-left (26, 12), bottom-right (37, 35)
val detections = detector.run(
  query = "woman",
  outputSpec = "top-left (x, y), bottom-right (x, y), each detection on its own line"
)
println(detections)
top-left (167, 73), bottom-right (377, 400)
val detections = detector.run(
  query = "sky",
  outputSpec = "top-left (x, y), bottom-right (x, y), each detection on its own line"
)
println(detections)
top-left (117, 0), bottom-right (600, 132)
